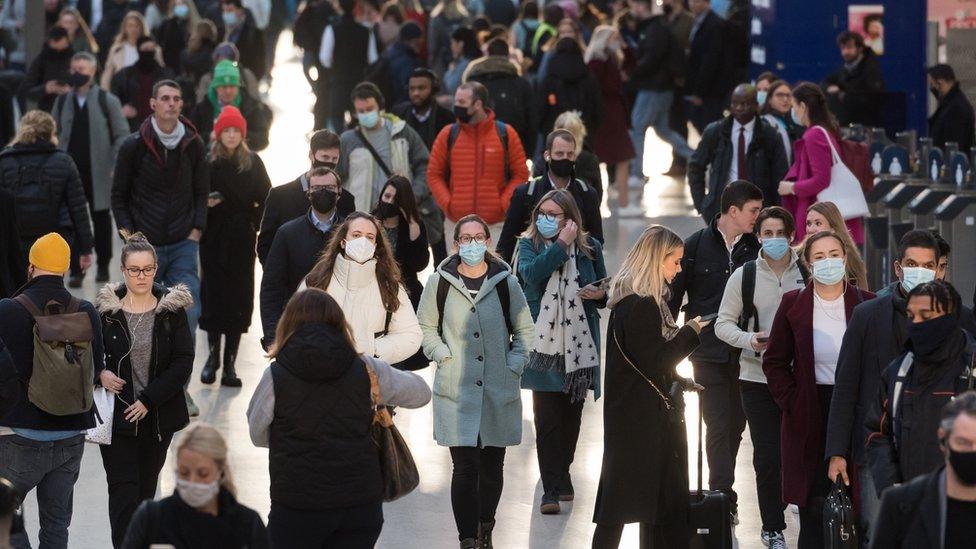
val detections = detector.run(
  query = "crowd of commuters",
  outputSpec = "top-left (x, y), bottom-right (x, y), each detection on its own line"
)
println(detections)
top-left (1, 1), bottom-right (976, 549)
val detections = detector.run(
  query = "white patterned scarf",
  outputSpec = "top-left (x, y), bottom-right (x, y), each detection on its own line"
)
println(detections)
top-left (527, 244), bottom-right (598, 402)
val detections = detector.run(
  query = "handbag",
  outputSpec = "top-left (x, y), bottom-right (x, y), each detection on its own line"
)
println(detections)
top-left (823, 475), bottom-right (859, 548)
top-left (85, 387), bottom-right (114, 445)
top-left (611, 324), bottom-right (682, 423)
top-left (362, 358), bottom-right (420, 501)
top-left (814, 126), bottom-right (870, 220)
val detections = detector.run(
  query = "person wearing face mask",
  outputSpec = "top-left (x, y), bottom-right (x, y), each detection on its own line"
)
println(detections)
top-left (515, 189), bottom-right (607, 515)
top-left (256, 129), bottom-right (356, 266)
top-left (189, 59), bottom-right (272, 150)
top-left (259, 168), bottom-right (348, 351)
top-left (926, 64), bottom-right (975, 155)
top-left (761, 80), bottom-right (803, 165)
top-left (714, 206), bottom-right (806, 548)
top-left (121, 423), bottom-right (270, 548)
top-left (393, 68), bottom-right (455, 151)
top-left (302, 212), bottom-right (423, 365)
top-left (416, 214), bottom-right (534, 549)
top-left (870, 391), bottom-right (976, 549)
top-left (865, 280), bottom-right (976, 493)
top-left (370, 176), bottom-right (429, 309)
top-left (51, 52), bottom-right (130, 288)
top-left (95, 233), bottom-right (193, 548)
top-left (156, 0), bottom-right (201, 73)
top-left (497, 130), bottom-right (602, 264)
top-left (100, 11), bottom-right (159, 92)
top-left (214, 0), bottom-right (267, 81)
top-left (762, 230), bottom-right (874, 549)
top-left (17, 25), bottom-right (75, 113)
top-left (109, 35), bottom-right (175, 132)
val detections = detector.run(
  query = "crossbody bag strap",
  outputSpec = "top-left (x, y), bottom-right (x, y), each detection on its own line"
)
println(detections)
top-left (611, 323), bottom-right (672, 410)
top-left (355, 129), bottom-right (393, 177)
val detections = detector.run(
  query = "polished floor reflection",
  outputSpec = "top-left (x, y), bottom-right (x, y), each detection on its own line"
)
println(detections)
top-left (20, 34), bottom-right (801, 548)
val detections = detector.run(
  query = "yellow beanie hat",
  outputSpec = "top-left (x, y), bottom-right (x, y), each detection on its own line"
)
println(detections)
top-left (29, 233), bottom-right (71, 274)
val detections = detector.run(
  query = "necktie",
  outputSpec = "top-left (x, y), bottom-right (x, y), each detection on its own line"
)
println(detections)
top-left (737, 127), bottom-right (748, 181)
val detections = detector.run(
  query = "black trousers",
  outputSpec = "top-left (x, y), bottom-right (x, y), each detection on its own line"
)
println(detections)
top-left (693, 360), bottom-right (746, 504)
top-left (533, 390), bottom-right (583, 494)
top-left (592, 521), bottom-right (687, 549)
top-left (798, 384), bottom-right (834, 549)
top-left (99, 426), bottom-right (173, 548)
top-left (740, 380), bottom-right (787, 533)
top-left (669, 84), bottom-right (689, 168)
top-left (449, 446), bottom-right (506, 540)
top-left (70, 207), bottom-right (113, 275)
top-left (689, 97), bottom-right (725, 135)
top-left (268, 500), bottom-right (384, 548)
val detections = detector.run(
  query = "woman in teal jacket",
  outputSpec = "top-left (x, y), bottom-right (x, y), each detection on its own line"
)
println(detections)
top-left (417, 214), bottom-right (535, 549)
top-left (516, 189), bottom-right (607, 516)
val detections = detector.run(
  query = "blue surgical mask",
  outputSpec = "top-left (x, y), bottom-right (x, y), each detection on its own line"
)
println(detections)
top-left (757, 90), bottom-right (768, 106)
top-left (812, 257), bottom-right (846, 285)
top-left (900, 266), bottom-right (936, 293)
top-left (357, 109), bottom-right (380, 129)
top-left (173, 4), bottom-right (189, 18)
top-left (535, 215), bottom-right (560, 238)
top-left (221, 11), bottom-right (238, 26)
top-left (791, 106), bottom-right (803, 126)
top-left (459, 241), bottom-right (487, 266)
top-left (761, 237), bottom-right (790, 261)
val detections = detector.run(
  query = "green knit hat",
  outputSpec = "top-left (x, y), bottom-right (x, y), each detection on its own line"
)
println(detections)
top-left (212, 60), bottom-right (241, 88)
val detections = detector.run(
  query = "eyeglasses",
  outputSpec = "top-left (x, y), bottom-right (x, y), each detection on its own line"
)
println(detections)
top-left (458, 235), bottom-right (487, 245)
top-left (538, 212), bottom-right (565, 222)
top-left (124, 266), bottom-right (157, 278)
top-left (310, 185), bottom-right (339, 193)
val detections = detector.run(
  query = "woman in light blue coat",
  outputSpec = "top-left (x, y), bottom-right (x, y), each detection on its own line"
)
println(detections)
top-left (417, 213), bottom-right (534, 549)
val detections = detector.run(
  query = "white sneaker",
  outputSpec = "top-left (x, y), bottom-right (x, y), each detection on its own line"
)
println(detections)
top-left (627, 175), bottom-right (645, 189)
top-left (616, 204), bottom-right (645, 218)
top-left (761, 530), bottom-right (787, 549)
top-left (789, 504), bottom-right (799, 515)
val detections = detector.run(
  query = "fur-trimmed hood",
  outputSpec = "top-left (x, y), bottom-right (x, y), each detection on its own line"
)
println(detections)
top-left (96, 282), bottom-right (194, 315)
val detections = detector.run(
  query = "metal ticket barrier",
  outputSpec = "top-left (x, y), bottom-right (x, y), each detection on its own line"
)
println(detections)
top-left (910, 143), bottom-right (960, 232)
top-left (865, 140), bottom-right (911, 289)
top-left (934, 153), bottom-right (976, 304)
top-left (882, 132), bottom-right (928, 275)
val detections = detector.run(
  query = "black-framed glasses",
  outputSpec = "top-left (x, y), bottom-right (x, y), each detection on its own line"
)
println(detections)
top-left (458, 235), bottom-right (487, 245)
top-left (538, 212), bottom-right (564, 222)
top-left (124, 266), bottom-right (157, 278)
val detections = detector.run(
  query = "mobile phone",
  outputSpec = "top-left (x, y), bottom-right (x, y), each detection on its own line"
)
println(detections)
top-left (579, 277), bottom-right (611, 293)
top-left (757, 336), bottom-right (770, 343)
top-left (699, 313), bottom-right (719, 322)
top-left (208, 191), bottom-right (225, 201)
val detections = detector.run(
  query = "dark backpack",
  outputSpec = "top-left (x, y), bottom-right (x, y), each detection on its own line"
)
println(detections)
top-left (436, 273), bottom-right (513, 341)
top-left (444, 120), bottom-right (510, 184)
top-left (739, 259), bottom-right (810, 332)
top-left (0, 152), bottom-right (61, 240)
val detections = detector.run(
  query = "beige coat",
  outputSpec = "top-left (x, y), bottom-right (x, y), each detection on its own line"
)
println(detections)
top-left (100, 42), bottom-right (164, 90)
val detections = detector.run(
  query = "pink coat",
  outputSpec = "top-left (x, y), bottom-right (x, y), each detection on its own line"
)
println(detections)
top-left (783, 126), bottom-right (864, 244)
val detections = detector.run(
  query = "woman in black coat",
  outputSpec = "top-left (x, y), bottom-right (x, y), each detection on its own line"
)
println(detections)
top-left (156, 1), bottom-right (194, 73)
top-left (538, 37), bottom-right (602, 140)
top-left (370, 175), bottom-right (430, 309)
top-left (592, 225), bottom-right (705, 549)
top-left (199, 106), bottom-right (270, 386)
top-left (96, 233), bottom-right (194, 549)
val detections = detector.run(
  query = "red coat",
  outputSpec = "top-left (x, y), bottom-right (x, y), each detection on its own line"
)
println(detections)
top-left (783, 126), bottom-right (865, 245)
top-left (762, 283), bottom-right (874, 505)
top-left (427, 110), bottom-right (529, 224)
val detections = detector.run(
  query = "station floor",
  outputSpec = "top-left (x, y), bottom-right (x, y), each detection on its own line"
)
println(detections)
top-left (21, 35), bottom-right (802, 548)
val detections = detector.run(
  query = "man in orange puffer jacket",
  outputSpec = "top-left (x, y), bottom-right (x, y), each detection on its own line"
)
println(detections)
top-left (428, 81), bottom-right (529, 233)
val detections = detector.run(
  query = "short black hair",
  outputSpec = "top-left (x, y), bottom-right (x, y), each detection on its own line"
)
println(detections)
top-left (755, 206), bottom-right (796, 237)
top-left (351, 81), bottom-right (385, 109)
top-left (933, 231), bottom-right (951, 258)
top-left (542, 4), bottom-right (564, 26)
top-left (310, 129), bottom-right (340, 153)
top-left (863, 14), bottom-right (883, 31)
top-left (756, 71), bottom-right (778, 85)
top-left (221, 0), bottom-right (243, 7)
top-left (486, 37), bottom-right (509, 57)
top-left (927, 64), bottom-right (957, 83)
top-left (897, 229), bottom-right (940, 262)
top-left (521, 0), bottom-right (539, 20)
top-left (836, 30), bottom-right (864, 49)
top-left (907, 279), bottom-right (960, 318)
top-left (408, 67), bottom-right (438, 88)
top-left (308, 166), bottom-right (342, 186)
top-left (720, 180), bottom-right (763, 213)
top-left (48, 25), bottom-right (69, 41)
top-left (338, 0), bottom-right (356, 14)
top-left (151, 79), bottom-right (182, 99)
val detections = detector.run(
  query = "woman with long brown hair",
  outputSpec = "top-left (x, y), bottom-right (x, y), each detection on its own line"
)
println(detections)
top-left (247, 288), bottom-right (430, 546)
top-left (370, 175), bottom-right (430, 309)
top-left (303, 212), bottom-right (423, 365)
top-left (198, 107), bottom-right (270, 387)
top-left (804, 201), bottom-right (868, 288)
top-left (57, 7), bottom-right (98, 54)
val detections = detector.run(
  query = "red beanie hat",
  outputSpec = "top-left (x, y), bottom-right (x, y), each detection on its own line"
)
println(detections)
top-left (214, 106), bottom-right (247, 139)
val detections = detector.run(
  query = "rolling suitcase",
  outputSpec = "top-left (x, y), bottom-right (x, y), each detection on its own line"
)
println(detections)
top-left (688, 397), bottom-right (733, 549)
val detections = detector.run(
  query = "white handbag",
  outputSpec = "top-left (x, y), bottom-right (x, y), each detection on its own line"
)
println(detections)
top-left (85, 387), bottom-right (115, 445)
top-left (815, 126), bottom-right (870, 220)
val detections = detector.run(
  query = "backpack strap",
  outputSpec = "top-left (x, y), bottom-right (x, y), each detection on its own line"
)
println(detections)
top-left (494, 120), bottom-right (510, 183)
top-left (66, 297), bottom-right (81, 314)
top-left (495, 275), bottom-right (513, 338)
top-left (436, 272), bottom-right (514, 339)
top-left (891, 352), bottom-right (914, 450)
top-left (797, 260), bottom-right (811, 285)
top-left (739, 260), bottom-right (757, 331)
top-left (443, 123), bottom-right (462, 184)
top-left (12, 294), bottom-right (43, 318)
top-left (98, 88), bottom-right (116, 145)
top-left (436, 275), bottom-right (451, 336)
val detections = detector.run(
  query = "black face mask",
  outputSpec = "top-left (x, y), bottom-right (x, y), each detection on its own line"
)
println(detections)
top-left (453, 105), bottom-right (473, 124)
top-left (548, 158), bottom-right (575, 178)
top-left (374, 200), bottom-right (398, 220)
top-left (309, 189), bottom-right (338, 214)
top-left (948, 446), bottom-right (976, 485)
top-left (907, 314), bottom-right (958, 357)
top-left (66, 72), bottom-right (91, 88)
top-left (137, 50), bottom-right (157, 70)
top-left (312, 159), bottom-right (337, 170)
top-left (930, 86), bottom-right (941, 99)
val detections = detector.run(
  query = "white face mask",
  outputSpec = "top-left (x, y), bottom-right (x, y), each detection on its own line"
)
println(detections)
top-left (176, 478), bottom-right (220, 508)
top-left (344, 237), bottom-right (376, 264)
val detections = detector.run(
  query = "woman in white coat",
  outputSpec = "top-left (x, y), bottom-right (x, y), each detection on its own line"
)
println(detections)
top-left (304, 212), bottom-right (423, 365)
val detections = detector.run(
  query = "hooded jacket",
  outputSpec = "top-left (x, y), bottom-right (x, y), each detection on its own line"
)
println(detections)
top-left (537, 47), bottom-right (602, 138)
top-left (464, 55), bottom-right (538, 153)
top-left (112, 115), bottom-right (210, 246)
top-left (96, 282), bottom-right (193, 439)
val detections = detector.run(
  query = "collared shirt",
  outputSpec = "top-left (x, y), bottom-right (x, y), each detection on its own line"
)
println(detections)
top-left (75, 91), bottom-right (87, 109)
top-left (547, 171), bottom-right (571, 191)
top-left (309, 208), bottom-right (336, 234)
top-left (413, 107), bottom-right (432, 123)
top-left (299, 172), bottom-right (310, 192)
top-left (716, 223), bottom-right (743, 256)
top-left (728, 118), bottom-right (755, 183)
top-left (689, 10), bottom-right (709, 43)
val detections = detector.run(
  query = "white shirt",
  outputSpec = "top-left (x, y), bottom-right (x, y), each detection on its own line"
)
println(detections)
top-left (319, 22), bottom-right (379, 69)
top-left (716, 223), bottom-right (743, 256)
top-left (91, 0), bottom-right (103, 32)
top-left (812, 292), bottom-right (846, 385)
top-left (121, 43), bottom-right (139, 69)
top-left (728, 118), bottom-right (755, 183)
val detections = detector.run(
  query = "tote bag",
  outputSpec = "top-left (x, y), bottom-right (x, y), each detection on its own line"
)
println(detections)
top-left (815, 126), bottom-right (870, 219)
top-left (85, 387), bottom-right (114, 445)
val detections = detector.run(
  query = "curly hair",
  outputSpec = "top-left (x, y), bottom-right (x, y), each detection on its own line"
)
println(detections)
top-left (11, 110), bottom-right (56, 147)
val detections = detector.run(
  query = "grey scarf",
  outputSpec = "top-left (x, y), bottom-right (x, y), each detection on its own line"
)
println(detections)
top-left (151, 117), bottom-right (186, 150)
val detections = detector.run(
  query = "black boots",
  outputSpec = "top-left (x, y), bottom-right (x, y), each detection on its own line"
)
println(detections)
top-left (200, 332), bottom-right (221, 384)
top-left (96, 265), bottom-right (110, 283)
top-left (478, 520), bottom-right (495, 549)
top-left (221, 333), bottom-right (242, 387)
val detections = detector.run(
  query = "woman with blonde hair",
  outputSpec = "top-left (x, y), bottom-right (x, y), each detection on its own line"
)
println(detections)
top-left (592, 225), bottom-right (706, 548)
top-left (100, 11), bottom-right (162, 89)
top-left (804, 201), bottom-right (868, 288)
top-left (516, 189), bottom-right (607, 515)
top-left (57, 7), bottom-right (99, 54)
top-left (120, 423), bottom-right (270, 548)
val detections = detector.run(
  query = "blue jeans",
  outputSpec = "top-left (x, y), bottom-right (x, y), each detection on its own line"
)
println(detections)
top-left (630, 90), bottom-right (695, 178)
top-left (0, 434), bottom-right (85, 549)
top-left (155, 239), bottom-right (200, 336)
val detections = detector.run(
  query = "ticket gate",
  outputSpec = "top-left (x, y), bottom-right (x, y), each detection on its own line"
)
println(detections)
top-left (935, 185), bottom-right (976, 305)
top-left (911, 147), bottom-right (963, 232)
top-left (865, 144), bottom-right (910, 289)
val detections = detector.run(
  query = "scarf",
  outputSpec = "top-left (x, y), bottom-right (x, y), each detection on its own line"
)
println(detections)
top-left (526, 244), bottom-right (598, 402)
top-left (659, 291), bottom-right (680, 339)
top-left (152, 117), bottom-right (186, 150)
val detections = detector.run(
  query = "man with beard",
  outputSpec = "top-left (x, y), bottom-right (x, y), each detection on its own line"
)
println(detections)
top-left (110, 36), bottom-right (175, 132)
top-left (19, 26), bottom-right (74, 113)
top-left (393, 68), bottom-right (454, 151)
top-left (823, 31), bottom-right (885, 127)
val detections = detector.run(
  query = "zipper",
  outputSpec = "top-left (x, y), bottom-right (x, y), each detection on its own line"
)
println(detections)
top-left (151, 320), bottom-right (161, 442)
top-left (109, 314), bottom-right (137, 437)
